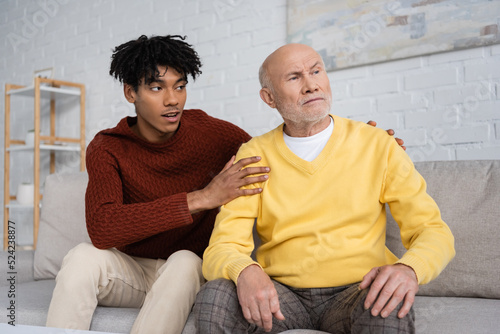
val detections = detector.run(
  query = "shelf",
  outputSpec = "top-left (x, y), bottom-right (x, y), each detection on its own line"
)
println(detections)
top-left (4, 79), bottom-right (86, 250)
top-left (7, 144), bottom-right (81, 152)
top-left (5, 201), bottom-right (42, 209)
top-left (7, 84), bottom-right (81, 99)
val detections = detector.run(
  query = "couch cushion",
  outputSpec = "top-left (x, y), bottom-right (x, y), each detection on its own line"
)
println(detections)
top-left (3, 279), bottom-right (137, 333)
top-left (413, 296), bottom-right (500, 334)
top-left (34, 172), bottom-right (91, 280)
top-left (9, 280), bottom-right (55, 326)
top-left (386, 160), bottom-right (500, 298)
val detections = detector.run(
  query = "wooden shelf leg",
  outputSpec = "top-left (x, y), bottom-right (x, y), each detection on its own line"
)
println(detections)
top-left (33, 77), bottom-right (41, 249)
top-left (4, 84), bottom-right (11, 250)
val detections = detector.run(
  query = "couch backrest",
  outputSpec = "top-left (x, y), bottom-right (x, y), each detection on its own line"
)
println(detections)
top-left (34, 172), bottom-right (90, 280)
top-left (386, 160), bottom-right (500, 299)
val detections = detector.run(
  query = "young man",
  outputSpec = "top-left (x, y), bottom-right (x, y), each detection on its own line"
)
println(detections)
top-left (193, 44), bottom-right (455, 333)
top-left (46, 35), bottom-right (269, 334)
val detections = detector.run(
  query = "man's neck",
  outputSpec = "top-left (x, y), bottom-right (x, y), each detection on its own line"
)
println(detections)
top-left (283, 115), bottom-right (331, 137)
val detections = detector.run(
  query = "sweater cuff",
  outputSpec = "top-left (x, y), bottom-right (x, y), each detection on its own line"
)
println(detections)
top-left (164, 192), bottom-right (193, 229)
top-left (396, 255), bottom-right (426, 284)
top-left (228, 258), bottom-right (262, 285)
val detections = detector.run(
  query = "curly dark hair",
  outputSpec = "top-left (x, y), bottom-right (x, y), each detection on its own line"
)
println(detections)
top-left (109, 35), bottom-right (202, 91)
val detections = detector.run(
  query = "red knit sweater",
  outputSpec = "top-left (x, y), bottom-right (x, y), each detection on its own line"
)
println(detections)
top-left (85, 109), bottom-right (251, 259)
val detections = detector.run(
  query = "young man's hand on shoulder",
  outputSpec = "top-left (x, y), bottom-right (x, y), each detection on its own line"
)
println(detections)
top-left (187, 156), bottom-right (270, 213)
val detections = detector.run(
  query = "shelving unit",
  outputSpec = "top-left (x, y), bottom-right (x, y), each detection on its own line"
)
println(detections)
top-left (4, 77), bottom-right (86, 250)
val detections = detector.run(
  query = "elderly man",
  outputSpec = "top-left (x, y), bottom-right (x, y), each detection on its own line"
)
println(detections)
top-left (193, 43), bottom-right (455, 334)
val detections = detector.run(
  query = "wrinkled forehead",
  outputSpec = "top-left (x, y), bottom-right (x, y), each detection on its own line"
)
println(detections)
top-left (266, 45), bottom-right (323, 77)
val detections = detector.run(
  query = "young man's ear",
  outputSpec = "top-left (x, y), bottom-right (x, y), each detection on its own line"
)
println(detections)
top-left (124, 84), bottom-right (137, 103)
top-left (260, 87), bottom-right (276, 109)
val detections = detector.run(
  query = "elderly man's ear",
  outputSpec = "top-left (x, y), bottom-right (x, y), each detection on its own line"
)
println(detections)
top-left (260, 88), bottom-right (276, 109)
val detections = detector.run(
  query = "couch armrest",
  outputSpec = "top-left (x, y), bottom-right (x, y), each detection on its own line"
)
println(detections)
top-left (0, 250), bottom-right (35, 286)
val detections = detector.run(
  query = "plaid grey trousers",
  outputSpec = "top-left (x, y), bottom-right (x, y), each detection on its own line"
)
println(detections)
top-left (193, 278), bottom-right (415, 334)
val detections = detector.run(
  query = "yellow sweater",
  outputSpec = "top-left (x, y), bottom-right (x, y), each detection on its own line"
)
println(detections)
top-left (203, 116), bottom-right (455, 288)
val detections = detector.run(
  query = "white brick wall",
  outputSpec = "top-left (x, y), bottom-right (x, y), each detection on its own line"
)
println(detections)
top-left (1, 0), bottom-right (499, 244)
top-left (404, 68), bottom-right (458, 90)
top-left (330, 46), bottom-right (500, 162)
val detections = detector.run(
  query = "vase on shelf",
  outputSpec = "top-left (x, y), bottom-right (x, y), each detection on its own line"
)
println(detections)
top-left (17, 183), bottom-right (34, 206)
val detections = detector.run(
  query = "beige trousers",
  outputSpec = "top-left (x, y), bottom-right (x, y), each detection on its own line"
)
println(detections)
top-left (46, 242), bottom-right (204, 334)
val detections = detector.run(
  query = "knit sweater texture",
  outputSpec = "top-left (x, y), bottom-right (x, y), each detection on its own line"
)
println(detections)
top-left (203, 115), bottom-right (455, 288)
top-left (85, 109), bottom-right (251, 259)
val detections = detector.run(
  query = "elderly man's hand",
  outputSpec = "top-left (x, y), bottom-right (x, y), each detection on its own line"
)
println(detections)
top-left (367, 120), bottom-right (406, 150)
top-left (359, 264), bottom-right (418, 319)
top-left (237, 264), bottom-right (285, 332)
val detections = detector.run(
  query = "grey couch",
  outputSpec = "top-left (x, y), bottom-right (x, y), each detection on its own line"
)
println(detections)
top-left (1, 160), bottom-right (499, 333)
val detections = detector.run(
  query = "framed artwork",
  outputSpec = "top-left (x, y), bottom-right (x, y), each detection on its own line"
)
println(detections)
top-left (34, 67), bottom-right (54, 79)
top-left (287, 0), bottom-right (500, 71)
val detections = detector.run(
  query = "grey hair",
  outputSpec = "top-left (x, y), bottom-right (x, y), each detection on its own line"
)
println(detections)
top-left (258, 63), bottom-right (272, 90)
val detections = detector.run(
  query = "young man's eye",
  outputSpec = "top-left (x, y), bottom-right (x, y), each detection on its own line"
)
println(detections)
top-left (151, 86), bottom-right (161, 91)
top-left (176, 85), bottom-right (186, 91)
